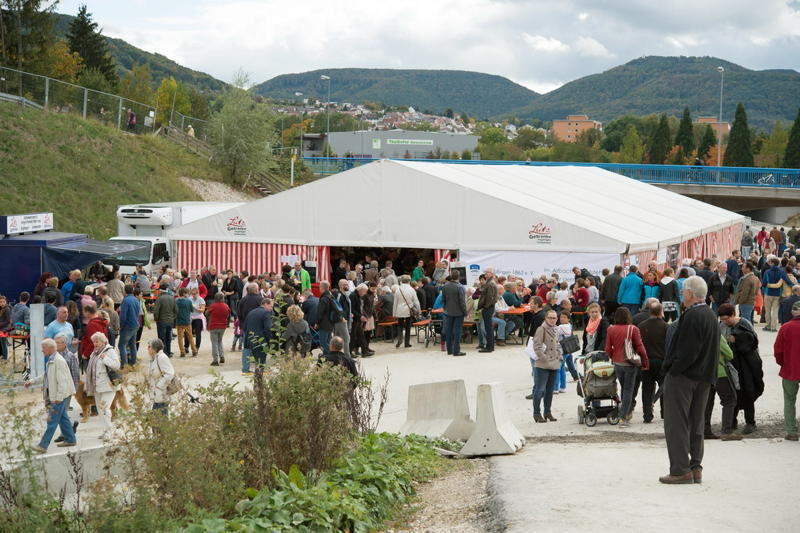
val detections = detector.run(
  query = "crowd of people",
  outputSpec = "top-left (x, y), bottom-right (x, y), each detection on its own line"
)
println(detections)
top-left (2, 230), bottom-right (800, 464)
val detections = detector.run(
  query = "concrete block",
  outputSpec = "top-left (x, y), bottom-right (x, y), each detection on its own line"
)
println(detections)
top-left (399, 379), bottom-right (475, 441)
top-left (461, 382), bottom-right (525, 456)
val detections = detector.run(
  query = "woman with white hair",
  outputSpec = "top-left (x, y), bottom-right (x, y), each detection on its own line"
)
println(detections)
top-left (147, 338), bottom-right (175, 415)
top-left (84, 331), bottom-right (121, 440)
top-left (392, 275), bottom-right (420, 348)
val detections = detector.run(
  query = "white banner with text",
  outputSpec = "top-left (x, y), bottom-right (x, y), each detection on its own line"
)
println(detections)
top-left (460, 250), bottom-right (621, 286)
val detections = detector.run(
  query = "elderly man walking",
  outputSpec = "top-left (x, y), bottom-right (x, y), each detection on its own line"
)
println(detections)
top-left (32, 339), bottom-right (77, 453)
top-left (775, 301), bottom-right (800, 441)
top-left (660, 276), bottom-right (719, 484)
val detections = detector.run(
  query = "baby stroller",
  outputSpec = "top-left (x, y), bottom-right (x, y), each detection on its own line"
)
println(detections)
top-left (576, 351), bottom-right (620, 427)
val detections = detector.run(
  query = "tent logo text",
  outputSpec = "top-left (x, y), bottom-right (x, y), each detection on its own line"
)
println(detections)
top-left (226, 216), bottom-right (247, 236)
top-left (528, 223), bottom-right (551, 244)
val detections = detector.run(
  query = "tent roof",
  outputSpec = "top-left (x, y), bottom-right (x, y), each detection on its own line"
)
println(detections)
top-left (168, 160), bottom-right (744, 253)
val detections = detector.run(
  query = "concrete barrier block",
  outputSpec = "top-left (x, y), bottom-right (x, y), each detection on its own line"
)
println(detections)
top-left (461, 382), bottom-right (525, 456)
top-left (399, 379), bottom-right (475, 441)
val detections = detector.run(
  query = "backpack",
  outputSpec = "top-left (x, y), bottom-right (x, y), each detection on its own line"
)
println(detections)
top-left (329, 295), bottom-right (343, 323)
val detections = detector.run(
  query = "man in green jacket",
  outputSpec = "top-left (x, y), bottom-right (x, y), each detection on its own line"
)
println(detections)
top-left (153, 283), bottom-right (177, 357)
top-left (292, 261), bottom-right (312, 292)
top-left (411, 260), bottom-right (425, 282)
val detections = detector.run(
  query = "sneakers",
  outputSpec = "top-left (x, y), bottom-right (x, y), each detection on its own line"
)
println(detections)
top-left (559, 388), bottom-right (567, 394)
top-left (55, 422), bottom-right (79, 443)
top-left (241, 371), bottom-right (253, 376)
top-left (31, 445), bottom-right (47, 454)
top-left (619, 417), bottom-right (631, 428)
top-left (57, 441), bottom-right (77, 448)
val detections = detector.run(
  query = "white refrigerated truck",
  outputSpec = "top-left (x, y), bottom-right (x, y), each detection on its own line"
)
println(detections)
top-left (108, 201), bottom-right (245, 275)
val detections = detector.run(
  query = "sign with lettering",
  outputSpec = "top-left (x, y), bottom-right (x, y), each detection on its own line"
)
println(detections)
top-left (0, 213), bottom-right (54, 235)
top-left (386, 139), bottom-right (434, 146)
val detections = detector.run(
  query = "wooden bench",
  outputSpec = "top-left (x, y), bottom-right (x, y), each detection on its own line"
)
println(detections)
top-left (377, 317), bottom-right (399, 342)
top-left (462, 321), bottom-right (477, 344)
top-left (413, 318), bottom-right (433, 345)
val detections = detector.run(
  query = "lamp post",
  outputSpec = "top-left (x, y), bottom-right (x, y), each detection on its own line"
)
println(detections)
top-left (295, 91), bottom-right (303, 160)
top-left (717, 66), bottom-right (724, 167)
top-left (320, 74), bottom-right (331, 155)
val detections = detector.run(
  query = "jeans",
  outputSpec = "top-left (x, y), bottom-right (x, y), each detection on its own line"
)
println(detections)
top-left (738, 304), bottom-right (754, 324)
top-left (615, 364), bottom-right (639, 419)
top-left (741, 246), bottom-right (751, 258)
top-left (242, 347), bottom-right (252, 373)
top-left (209, 329), bottom-right (225, 362)
top-left (157, 322), bottom-right (173, 356)
top-left (533, 367), bottom-right (557, 416)
top-left (177, 324), bottom-right (196, 355)
top-left (663, 373), bottom-right (710, 476)
top-left (491, 316), bottom-right (506, 340)
top-left (39, 396), bottom-right (76, 448)
top-left (764, 295), bottom-right (780, 329)
top-left (564, 354), bottom-right (578, 380)
top-left (783, 379), bottom-right (799, 436)
top-left (443, 314), bottom-right (464, 354)
top-left (118, 327), bottom-right (138, 367)
top-left (317, 328), bottom-right (332, 355)
top-left (554, 359), bottom-right (567, 391)
top-left (227, 296), bottom-right (240, 319)
top-left (482, 307), bottom-right (495, 351)
top-left (189, 318), bottom-right (203, 350)
top-left (624, 303), bottom-right (640, 316)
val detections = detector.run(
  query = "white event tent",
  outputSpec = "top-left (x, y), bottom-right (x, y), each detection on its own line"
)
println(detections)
top-left (167, 160), bottom-right (744, 282)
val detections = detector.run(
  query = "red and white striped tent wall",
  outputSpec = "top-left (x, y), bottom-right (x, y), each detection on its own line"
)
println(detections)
top-left (631, 223), bottom-right (743, 270)
top-left (174, 241), bottom-right (330, 282)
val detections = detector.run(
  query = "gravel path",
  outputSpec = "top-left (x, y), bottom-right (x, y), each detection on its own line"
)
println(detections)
top-left (181, 176), bottom-right (257, 202)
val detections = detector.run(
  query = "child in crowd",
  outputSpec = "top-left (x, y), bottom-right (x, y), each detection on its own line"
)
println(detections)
top-left (231, 318), bottom-right (243, 351)
top-left (554, 311), bottom-right (580, 394)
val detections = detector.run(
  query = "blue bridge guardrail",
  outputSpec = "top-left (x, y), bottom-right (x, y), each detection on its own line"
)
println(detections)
top-left (302, 157), bottom-right (800, 188)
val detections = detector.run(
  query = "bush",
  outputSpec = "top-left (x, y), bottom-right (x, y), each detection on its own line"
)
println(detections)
top-left (185, 433), bottom-right (443, 533)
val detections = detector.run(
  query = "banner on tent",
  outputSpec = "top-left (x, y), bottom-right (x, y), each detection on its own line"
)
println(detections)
top-left (460, 250), bottom-right (620, 286)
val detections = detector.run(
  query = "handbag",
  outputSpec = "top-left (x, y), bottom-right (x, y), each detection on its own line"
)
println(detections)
top-left (559, 334), bottom-right (580, 354)
top-left (725, 361), bottom-right (741, 391)
top-left (99, 347), bottom-right (123, 386)
top-left (156, 356), bottom-right (182, 396)
top-left (524, 336), bottom-right (537, 361)
top-left (623, 326), bottom-right (642, 367)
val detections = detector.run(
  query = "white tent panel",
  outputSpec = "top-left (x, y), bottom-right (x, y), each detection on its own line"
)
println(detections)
top-left (168, 160), bottom-right (745, 254)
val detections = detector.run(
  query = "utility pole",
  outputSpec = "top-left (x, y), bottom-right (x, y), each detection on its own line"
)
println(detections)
top-left (320, 74), bottom-right (331, 155)
top-left (717, 66), bottom-right (725, 167)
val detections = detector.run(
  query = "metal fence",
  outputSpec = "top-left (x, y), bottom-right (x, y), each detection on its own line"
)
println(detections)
top-left (302, 157), bottom-right (800, 188)
top-left (172, 110), bottom-right (210, 142)
top-left (0, 65), bottom-right (160, 134)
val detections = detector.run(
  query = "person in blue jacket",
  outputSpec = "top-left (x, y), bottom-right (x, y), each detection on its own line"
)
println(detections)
top-left (642, 271), bottom-right (661, 308)
top-left (617, 265), bottom-right (645, 316)
top-left (762, 256), bottom-right (795, 331)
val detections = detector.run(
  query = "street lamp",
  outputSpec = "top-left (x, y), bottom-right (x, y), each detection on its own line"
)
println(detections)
top-left (717, 66), bottom-right (724, 167)
top-left (295, 91), bottom-right (303, 159)
top-left (320, 74), bottom-right (331, 156)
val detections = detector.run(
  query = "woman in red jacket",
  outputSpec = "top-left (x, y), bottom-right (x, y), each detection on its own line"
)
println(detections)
top-left (605, 307), bottom-right (649, 427)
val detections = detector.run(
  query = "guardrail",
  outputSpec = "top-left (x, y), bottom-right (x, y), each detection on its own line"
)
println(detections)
top-left (302, 157), bottom-right (800, 188)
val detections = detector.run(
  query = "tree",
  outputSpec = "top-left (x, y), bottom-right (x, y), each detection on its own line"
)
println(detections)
top-left (155, 76), bottom-right (190, 125)
top-left (513, 127), bottom-right (545, 150)
top-left (479, 127), bottom-right (506, 145)
top-left (674, 107), bottom-right (695, 161)
top-left (647, 114), bottom-right (672, 164)
top-left (760, 122), bottom-right (788, 167)
top-left (444, 108), bottom-right (454, 119)
top-left (723, 103), bottom-right (754, 167)
top-left (186, 86), bottom-right (210, 120)
top-left (461, 148), bottom-right (473, 160)
top-left (696, 125), bottom-right (717, 162)
top-left (118, 63), bottom-right (154, 105)
top-left (38, 40), bottom-right (83, 82)
top-left (78, 67), bottom-right (113, 92)
top-left (1, 0), bottom-right (57, 74)
top-left (784, 108), bottom-right (800, 168)
top-left (66, 5), bottom-right (118, 86)
top-left (209, 81), bottom-right (277, 187)
top-left (618, 126), bottom-right (644, 163)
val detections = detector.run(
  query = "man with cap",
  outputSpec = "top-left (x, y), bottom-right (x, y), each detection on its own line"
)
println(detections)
top-left (774, 300), bottom-right (800, 441)
top-left (32, 339), bottom-right (77, 453)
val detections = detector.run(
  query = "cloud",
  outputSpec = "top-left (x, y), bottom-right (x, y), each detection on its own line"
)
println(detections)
top-left (577, 12), bottom-right (589, 21)
top-left (522, 33), bottom-right (569, 53)
top-left (573, 36), bottom-right (614, 57)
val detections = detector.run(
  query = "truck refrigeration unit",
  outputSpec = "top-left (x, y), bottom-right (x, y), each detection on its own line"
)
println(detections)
top-left (108, 202), bottom-right (245, 275)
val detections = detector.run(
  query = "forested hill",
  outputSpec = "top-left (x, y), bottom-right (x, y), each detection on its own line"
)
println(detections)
top-left (54, 13), bottom-right (228, 93)
top-left (506, 56), bottom-right (800, 129)
top-left (252, 68), bottom-right (540, 118)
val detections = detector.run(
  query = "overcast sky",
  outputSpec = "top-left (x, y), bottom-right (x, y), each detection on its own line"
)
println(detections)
top-left (56, 0), bottom-right (800, 93)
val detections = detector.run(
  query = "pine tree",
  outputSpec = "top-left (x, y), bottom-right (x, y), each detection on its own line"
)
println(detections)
top-left (723, 103), bottom-right (754, 167)
top-left (784, 108), bottom-right (800, 168)
top-left (648, 114), bottom-right (672, 164)
top-left (696, 124), bottom-right (717, 162)
top-left (67, 5), bottom-right (118, 86)
top-left (619, 126), bottom-right (644, 163)
top-left (674, 107), bottom-right (695, 161)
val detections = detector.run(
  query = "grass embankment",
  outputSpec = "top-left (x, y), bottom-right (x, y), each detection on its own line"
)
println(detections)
top-left (0, 102), bottom-right (223, 239)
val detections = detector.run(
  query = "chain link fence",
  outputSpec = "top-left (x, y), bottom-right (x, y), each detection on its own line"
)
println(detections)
top-left (0, 65), bottom-right (156, 134)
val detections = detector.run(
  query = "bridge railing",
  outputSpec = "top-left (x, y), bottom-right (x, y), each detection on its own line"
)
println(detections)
top-left (302, 157), bottom-right (800, 188)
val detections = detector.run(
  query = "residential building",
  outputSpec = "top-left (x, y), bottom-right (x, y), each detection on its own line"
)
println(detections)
top-left (695, 116), bottom-right (731, 144)
top-left (304, 130), bottom-right (478, 159)
top-left (551, 114), bottom-right (602, 143)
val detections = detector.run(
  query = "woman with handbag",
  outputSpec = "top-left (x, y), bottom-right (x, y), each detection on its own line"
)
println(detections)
top-left (532, 310), bottom-right (563, 423)
top-left (604, 307), bottom-right (649, 427)
top-left (147, 338), bottom-right (175, 415)
top-left (392, 275), bottom-right (420, 349)
top-left (84, 332), bottom-right (121, 440)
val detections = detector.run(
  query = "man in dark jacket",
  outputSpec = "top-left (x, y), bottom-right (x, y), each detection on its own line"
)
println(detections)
top-left (421, 278), bottom-right (437, 311)
top-left (780, 285), bottom-right (800, 325)
top-left (243, 298), bottom-right (273, 368)
top-left (334, 280), bottom-right (352, 356)
top-left (301, 290), bottom-right (319, 327)
top-left (152, 283), bottom-right (177, 357)
top-left (238, 282), bottom-right (264, 374)
top-left (441, 271), bottom-right (467, 356)
top-left (477, 269), bottom-right (498, 353)
top-left (601, 265), bottom-right (623, 320)
top-left (660, 276), bottom-right (719, 485)
top-left (202, 266), bottom-right (219, 305)
top-left (708, 262), bottom-right (735, 313)
top-left (639, 303), bottom-right (668, 423)
top-left (314, 282), bottom-right (337, 355)
top-left (318, 336), bottom-right (358, 381)
top-left (349, 285), bottom-right (372, 356)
